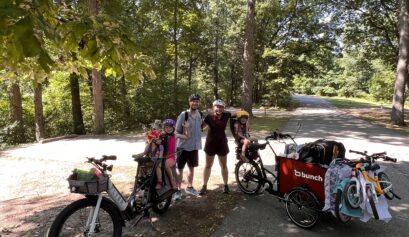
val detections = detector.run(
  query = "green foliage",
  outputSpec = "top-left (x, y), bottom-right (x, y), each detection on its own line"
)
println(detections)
top-left (368, 59), bottom-right (395, 102)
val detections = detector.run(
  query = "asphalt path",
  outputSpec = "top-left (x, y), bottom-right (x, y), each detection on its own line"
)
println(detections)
top-left (212, 95), bottom-right (409, 237)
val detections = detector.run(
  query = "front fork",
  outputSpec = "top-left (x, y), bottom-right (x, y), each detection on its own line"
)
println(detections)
top-left (86, 193), bottom-right (104, 236)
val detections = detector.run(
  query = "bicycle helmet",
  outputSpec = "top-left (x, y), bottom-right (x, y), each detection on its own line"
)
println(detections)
top-left (189, 93), bottom-right (201, 101)
top-left (213, 99), bottom-right (225, 107)
top-left (237, 110), bottom-right (250, 119)
top-left (163, 118), bottom-right (176, 128)
top-left (147, 130), bottom-right (161, 143)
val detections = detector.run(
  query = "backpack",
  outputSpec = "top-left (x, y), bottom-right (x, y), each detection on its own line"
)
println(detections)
top-left (177, 110), bottom-right (203, 134)
top-left (298, 139), bottom-right (346, 165)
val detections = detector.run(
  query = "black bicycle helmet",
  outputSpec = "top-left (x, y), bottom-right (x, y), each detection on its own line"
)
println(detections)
top-left (189, 93), bottom-right (201, 101)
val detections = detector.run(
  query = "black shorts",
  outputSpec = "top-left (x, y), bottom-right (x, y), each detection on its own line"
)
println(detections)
top-left (176, 149), bottom-right (199, 169)
top-left (204, 140), bottom-right (229, 156)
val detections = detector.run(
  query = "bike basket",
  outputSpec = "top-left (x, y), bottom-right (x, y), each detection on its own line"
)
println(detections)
top-left (68, 174), bottom-right (109, 194)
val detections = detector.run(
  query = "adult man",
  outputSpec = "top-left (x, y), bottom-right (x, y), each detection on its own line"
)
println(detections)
top-left (200, 99), bottom-right (232, 195)
top-left (174, 94), bottom-right (203, 199)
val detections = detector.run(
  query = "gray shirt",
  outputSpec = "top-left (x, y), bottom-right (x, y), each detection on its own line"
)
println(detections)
top-left (175, 110), bottom-right (202, 151)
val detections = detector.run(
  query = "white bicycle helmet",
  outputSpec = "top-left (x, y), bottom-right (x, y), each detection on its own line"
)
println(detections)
top-left (213, 99), bottom-right (225, 107)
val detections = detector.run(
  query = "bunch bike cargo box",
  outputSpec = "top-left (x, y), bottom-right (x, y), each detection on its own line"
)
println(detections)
top-left (278, 156), bottom-right (326, 203)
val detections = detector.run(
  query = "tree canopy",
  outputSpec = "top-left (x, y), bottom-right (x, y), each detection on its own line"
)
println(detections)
top-left (0, 0), bottom-right (407, 146)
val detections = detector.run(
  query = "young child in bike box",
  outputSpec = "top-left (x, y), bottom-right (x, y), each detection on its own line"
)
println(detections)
top-left (161, 119), bottom-right (180, 190)
top-left (144, 130), bottom-right (166, 189)
top-left (234, 110), bottom-right (253, 162)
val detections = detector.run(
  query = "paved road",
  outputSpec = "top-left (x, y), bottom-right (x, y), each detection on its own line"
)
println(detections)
top-left (212, 95), bottom-right (409, 237)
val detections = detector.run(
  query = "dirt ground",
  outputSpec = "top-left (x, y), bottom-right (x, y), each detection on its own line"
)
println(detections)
top-left (0, 153), bottom-right (242, 237)
top-left (0, 183), bottom-right (241, 237)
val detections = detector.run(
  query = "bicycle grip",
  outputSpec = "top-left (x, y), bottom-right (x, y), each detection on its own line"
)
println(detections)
top-left (386, 156), bottom-right (397, 162)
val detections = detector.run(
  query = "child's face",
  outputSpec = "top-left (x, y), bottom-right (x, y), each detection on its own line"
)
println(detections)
top-left (164, 125), bottom-right (174, 133)
top-left (239, 117), bottom-right (248, 124)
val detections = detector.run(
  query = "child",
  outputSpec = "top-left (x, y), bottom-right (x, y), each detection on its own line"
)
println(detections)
top-left (234, 110), bottom-right (252, 162)
top-left (144, 130), bottom-right (165, 189)
top-left (162, 119), bottom-right (179, 189)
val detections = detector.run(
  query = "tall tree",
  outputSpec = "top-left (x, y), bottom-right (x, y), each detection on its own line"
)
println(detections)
top-left (69, 73), bottom-right (85, 134)
top-left (8, 81), bottom-right (25, 143)
top-left (88, 0), bottom-right (105, 134)
top-left (33, 81), bottom-right (45, 141)
top-left (242, 0), bottom-right (256, 114)
top-left (391, 0), bottom-right (409, 126)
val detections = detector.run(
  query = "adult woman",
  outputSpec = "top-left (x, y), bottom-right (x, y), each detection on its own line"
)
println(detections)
top-left (200, 99), bottom-right (232, 195)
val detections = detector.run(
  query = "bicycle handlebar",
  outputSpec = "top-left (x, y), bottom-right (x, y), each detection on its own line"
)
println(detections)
top-left (86, 155), bottom-right (116, 171)
top-left (265, 132), bottom-right (293, 140)
top-left (349, 150), bottom-right (397, 163)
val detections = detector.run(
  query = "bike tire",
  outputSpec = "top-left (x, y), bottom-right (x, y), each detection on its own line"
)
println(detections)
top-left (378, 172), bottom-right (394, 200)
top-left (235, 160), bottom-right (262, 194)
top-left (285, 188), bottom-right (320, 229)
top-left (343, 181), bottom-right (362, 209)
top-left (335, 189), bottom-right (351, 223)
top-left (152, 196), bottom-right (172, 214)
top-left (366, 185), bottom-right (379, 220)
top-left (48, 197), bottom-right (122, 237)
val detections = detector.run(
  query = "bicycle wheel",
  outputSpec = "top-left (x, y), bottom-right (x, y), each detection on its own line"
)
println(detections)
top-left (235, 160), bottom-right (262, 194)
top-left (335, 189), bottom-right (351, 223)
top-left (152, 196), bottom-right (172, 214)
top-left (48, 197), bottom-right (122, 237)
top-left (366, 185), bottom-right (379, 220)
top-left (378, 172), bottom-right (394, 200)
top-left (285, 188), bottom-right (320, 229)
top-left (343, 181), bottom-right (362, 209)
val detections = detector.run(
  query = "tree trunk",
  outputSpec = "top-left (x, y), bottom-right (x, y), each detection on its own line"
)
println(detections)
top-left (242, 0), bottom-right (256, 115)
top-left (88, 0), bottom-right (105, 134)
top-left (229, 63), bottom-right (235, 106)
top-left (188, 52), bottom-right (193, 90)
top-left (34, 81), bottom-right (45, 141)
top-left (391, 0), bottom-right (409, 126)
top-left (173, 0), bottom-right (178, 109)
top-left (213, 34), bottom-right (219, 100)
top-left (92, 68), bottom-right (105, 134)
top-left (119, 75), bottom-right (131, 128)
top-left (70, 73), bottom-right (85, 134)
top-left (8, 81), bottom-right (25, 143)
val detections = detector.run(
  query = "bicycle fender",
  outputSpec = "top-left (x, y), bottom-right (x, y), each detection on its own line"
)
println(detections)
top-left (334, 178), bottom-right (350, 193)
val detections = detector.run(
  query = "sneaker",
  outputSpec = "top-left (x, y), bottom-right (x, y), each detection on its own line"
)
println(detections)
top-left (185, 186), bottom-right (199, 196)
top-left (223, 185), bottom-right (230, 194)
top-left (173, 190), bottom-right (182, 201)
top-left (199, 185), bottom-right (207, 195)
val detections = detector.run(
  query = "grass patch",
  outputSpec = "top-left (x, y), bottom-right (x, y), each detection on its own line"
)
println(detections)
top-left (320, 96), bottom-right (390, 109)
top-left (251, 116), bottom-right (289, 133)
top-left (317, 96), bottom-right (409, 135)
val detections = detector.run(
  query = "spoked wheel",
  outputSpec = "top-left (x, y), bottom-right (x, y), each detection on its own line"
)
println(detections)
top-left (235, 160), bottom-right (262, 194)
top-left (378, 172), bottom-right (394, 200)
top-left (285, 188), bottom-right (320, 229)
top-left (343, 181), bottom-right (363, 209)
top-left (48, 197), bottom-right (122, 237)
top-left (366, 185), bottom-right (379, 220)
top-left (335, 190), bottom-right (352, 223)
